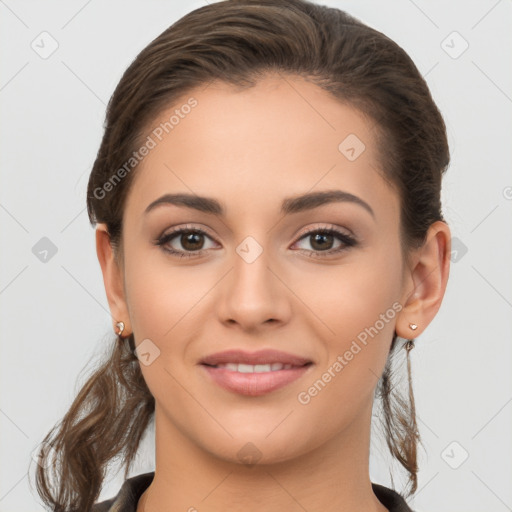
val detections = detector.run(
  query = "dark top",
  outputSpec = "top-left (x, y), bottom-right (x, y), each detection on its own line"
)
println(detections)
top-left (92, 471), bottom-right (414, 511)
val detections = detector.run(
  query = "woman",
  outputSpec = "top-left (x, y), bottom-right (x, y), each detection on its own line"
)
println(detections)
top-left (34, 0), bottom-right (451, 510)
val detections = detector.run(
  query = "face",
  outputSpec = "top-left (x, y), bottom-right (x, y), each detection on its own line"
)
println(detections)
top-left (115, 74), bottom-right (414, 465)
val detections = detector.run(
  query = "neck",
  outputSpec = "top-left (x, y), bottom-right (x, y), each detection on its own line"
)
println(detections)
top-left (138, 403), bottom-right (388, 512)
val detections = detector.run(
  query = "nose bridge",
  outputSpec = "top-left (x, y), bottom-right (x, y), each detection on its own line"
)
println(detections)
top-left (231, 232), bottom-right (276, 301)
top-left (217, 230), bottom-right (291, 327)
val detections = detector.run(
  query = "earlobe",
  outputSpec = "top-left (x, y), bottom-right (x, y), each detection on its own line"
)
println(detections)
top-left (95, 224), bottom-right (132, 336)
top-left (396, 221), bottom-right (451, 339)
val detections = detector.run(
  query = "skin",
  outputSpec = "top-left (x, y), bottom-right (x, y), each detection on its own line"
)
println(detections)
top-left (96, 73), bottom-right (450, 512)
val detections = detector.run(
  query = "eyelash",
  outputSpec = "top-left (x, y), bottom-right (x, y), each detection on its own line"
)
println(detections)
top-left (155, 224), bottom-right (358, 260)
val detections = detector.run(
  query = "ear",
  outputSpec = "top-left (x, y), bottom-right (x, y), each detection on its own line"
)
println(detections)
top-left (95, 223), bottom-right (131, 336)
top-left (396, 220), bottom-right (451, 339)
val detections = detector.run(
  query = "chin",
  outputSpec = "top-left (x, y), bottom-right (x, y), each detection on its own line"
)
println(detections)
top-left (197, 428), bottom-right (313, 468)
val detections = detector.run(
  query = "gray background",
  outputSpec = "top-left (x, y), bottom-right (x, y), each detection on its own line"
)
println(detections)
top-left (1, 1), bottom-right (511, 511)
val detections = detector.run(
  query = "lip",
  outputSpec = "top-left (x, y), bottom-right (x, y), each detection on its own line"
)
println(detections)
top-left (200, 348), bottom-right (312, 366)
top-left (201, 364), bottom-right (313, 396)
top-left (199, 349), bottom-right (313, 397)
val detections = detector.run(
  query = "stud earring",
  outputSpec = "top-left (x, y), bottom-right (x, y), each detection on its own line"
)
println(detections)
top-left (115, 321), bottom-right (125, 337)
top-left (409, 323), bottom-right (418, 331)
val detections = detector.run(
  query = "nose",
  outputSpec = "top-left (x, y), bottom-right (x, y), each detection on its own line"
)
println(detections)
top-left (216, 239), bottom-right (292, 332)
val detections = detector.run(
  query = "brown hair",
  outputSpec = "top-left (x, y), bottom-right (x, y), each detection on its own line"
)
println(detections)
top-left (33, 0), bottom-right (449, 509)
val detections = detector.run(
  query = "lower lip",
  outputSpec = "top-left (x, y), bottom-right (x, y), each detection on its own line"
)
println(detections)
top-left (201, 364), bottom-right (312, 396)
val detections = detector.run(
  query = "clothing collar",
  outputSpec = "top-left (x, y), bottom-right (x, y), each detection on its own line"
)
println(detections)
top-left (93, 472), bottom-right (414, 512)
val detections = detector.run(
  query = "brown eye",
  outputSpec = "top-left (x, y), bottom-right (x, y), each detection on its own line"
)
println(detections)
top-left (309, 232), bottom-right (335, 251)
top-left (180, 231), bottom-right (205, 251)
top-left (156, 227), bottom-right (217, 258)
top-left (293, 227), bottom-right (357, 258)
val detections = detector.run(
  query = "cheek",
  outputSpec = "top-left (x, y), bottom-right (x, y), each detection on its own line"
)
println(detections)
top-left (306, 248), bottom-right (402, 338)
top-left (302, 244), bottom-right (402, 390)
top-left (123, 246), bottom-right (209, 339)
top-left (122, 251), bottom-right (208, 414)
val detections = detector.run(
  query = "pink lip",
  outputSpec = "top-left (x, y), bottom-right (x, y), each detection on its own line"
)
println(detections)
top-left (199, 349), bottom-right (313, 397)
top-left (201, 364), bottom-right (313, 396)
top-left (200, 348), bottom-right (312, 366)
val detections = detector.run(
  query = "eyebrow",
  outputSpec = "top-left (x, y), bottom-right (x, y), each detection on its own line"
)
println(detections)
top-left (144, 190), bottom-right (375, 219)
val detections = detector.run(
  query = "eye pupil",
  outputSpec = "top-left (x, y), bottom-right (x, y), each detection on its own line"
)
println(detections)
top-left (310, 232), bottom-right (333, 251)
top-left (182, 232), bottom-right (203, 250)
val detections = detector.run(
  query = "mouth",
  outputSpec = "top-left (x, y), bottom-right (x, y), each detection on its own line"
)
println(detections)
top-left (203, 362), bottom-right (309, 372)
top-left (199, 349), bottom-right (314, 396)
top-left (200, 348), bottom-right (312, 367)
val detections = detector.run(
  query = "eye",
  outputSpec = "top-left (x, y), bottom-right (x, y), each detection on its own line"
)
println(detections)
top-left (155, 224), bottom-right (358, 259)
top-left (156, 225), bottom-right (218, 258)
top-left (291, 226), bottom-right (357, 258)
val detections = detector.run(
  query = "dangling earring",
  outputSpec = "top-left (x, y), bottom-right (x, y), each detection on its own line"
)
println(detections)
top-left (404, 322), bottom-right (420, 487)
top-left (115, 321), bottom-right (125, 338)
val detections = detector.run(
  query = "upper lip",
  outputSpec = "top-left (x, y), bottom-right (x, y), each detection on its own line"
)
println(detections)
top-left (200, 349), bottom-right (312, 367)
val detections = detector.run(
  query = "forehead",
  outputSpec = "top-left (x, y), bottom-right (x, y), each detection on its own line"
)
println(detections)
top-left (125, 74), bottom-right (398, 223)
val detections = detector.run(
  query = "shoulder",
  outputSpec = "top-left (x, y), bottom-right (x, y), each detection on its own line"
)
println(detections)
top-left (93, 472), bottom-right (155, 512)
top-left (371, 482), bottom-right (415, 512)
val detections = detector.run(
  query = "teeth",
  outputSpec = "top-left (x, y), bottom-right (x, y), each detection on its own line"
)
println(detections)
top-left (215, 363), bottom-right (294, 372)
